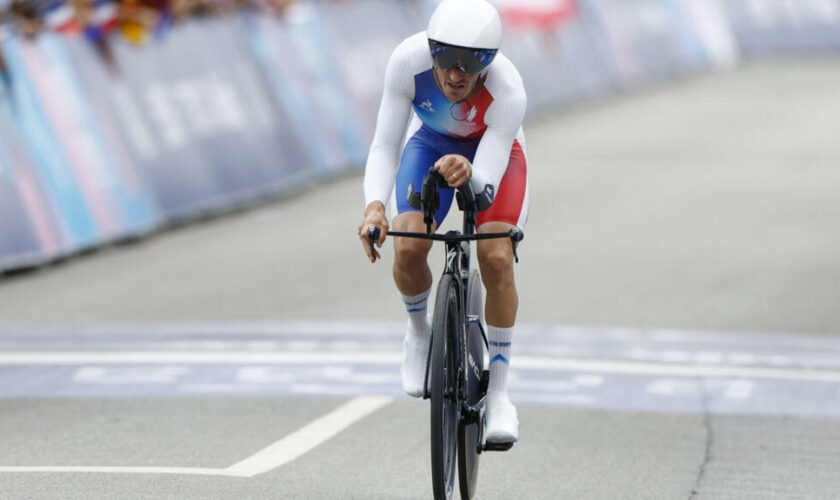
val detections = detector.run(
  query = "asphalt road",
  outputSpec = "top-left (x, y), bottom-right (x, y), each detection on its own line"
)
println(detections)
top-left (1, 61), bottom-right (840, 499)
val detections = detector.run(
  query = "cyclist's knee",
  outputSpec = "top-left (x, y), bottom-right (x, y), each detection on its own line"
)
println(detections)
top-left (394, 237), bottom-right (432, 275)
top-left (392, 212), bottom-right (433, 271)
top-left (478, 244), bottom-right (514, 292)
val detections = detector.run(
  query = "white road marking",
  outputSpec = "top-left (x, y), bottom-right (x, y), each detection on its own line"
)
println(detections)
top-left (236, 367), bottom-right (299, 384)
top-left (73, 366), bottom-right (190, 384)
top-left (645, 379), bottom-right (698, 397)
top-left (224, 396), bottom-right (392, 477)
top-left (662, 350), bottom-right (692, 363)
top-left (729, 353), bottom-right (759, 365)
top-left (515, 393), bottom-right (596, 405)
top-left (0, 322), bottom-right (406, 337)
top-left (644, 378), bottom-right (757, 400)
top-left (0, 396), bottom-right (392, 478)
top-left (0, 351), bottom-right (401, 365)
top-left (4, 351), bottom-right (840, 384)
top-left (695, 351), bottom-right (726, 364)
top-left (721, 380), bottom-right (755, 400)
top-left (515, 356), bottom-right (840, 383)
top-left (514, 376), bottom-right (605, 392)
top-left (0, 466), bottom-right (230, 476)
top-left (572, 375), bottom-right (605, 387)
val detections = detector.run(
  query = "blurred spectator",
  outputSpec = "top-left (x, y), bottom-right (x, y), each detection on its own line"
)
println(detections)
top-left (42, 0), bottom-right (84, 36)
top-left (118, 0), bottom-right (170, 45)
top-left (85, 0), bottom-right (120, 41)
top-left (9, 0), bottom-right (46, 38)
top-left (263, 0), bottom-right (293, 17)
top-left (2, 0), bottom-right (300, 44)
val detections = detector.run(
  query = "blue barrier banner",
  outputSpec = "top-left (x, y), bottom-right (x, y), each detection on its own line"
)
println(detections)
top-left (591, 0), bottom-right (693, 86)
top-left (61, 38), bottom-right (159, 237)
top-left (246, 7), bottom-right (360, 175)
top-left (0, 181), bottom-right (40, 270)
top-left (551, 9), bottom-right (620, 100)
top-left (660, 0), bottom-right (713, 72)
top-left (109, 33), bottom-right (226, 215)
top-left (3, 35), bottom-right (101, 250)
top-left (0, 84), bottom-right (60, 269)
top-left (503, 2), bottom-right (622, 112)
top-left (317, 0), bottom-right (427, 155)
top-left (109, 18), bottom-right (311, 219)
top-left (678, 0), bottom-right (739, 70)
top-left (722, 0), bottom-right (840, 55)
top-left (0, 111), bottom-right (45, 269)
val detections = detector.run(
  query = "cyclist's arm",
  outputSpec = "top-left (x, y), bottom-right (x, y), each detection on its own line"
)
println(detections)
top-left (470, 59), bottom-right (527, 195)
top-left (363, 43), bottom-right (415, 211)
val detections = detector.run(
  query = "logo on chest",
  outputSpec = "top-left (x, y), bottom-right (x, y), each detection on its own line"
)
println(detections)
top-left (450, 101), bottom-right (478, 123)
top-left (418, 99), bottom-right (435, 113)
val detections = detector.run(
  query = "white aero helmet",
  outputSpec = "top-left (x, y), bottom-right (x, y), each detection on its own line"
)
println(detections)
top-left (427, 0), bottom-right (502, 74)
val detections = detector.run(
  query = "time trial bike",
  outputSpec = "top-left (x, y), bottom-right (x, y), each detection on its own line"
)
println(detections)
top-left (369, 167), bottom-right (523, 500)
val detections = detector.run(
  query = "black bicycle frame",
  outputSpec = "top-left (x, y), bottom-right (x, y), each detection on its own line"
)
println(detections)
top-left (367, 168), bottom-right (524, 399)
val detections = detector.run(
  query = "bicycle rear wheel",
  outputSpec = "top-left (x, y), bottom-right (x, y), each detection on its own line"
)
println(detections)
top-left (430, 274), bottom-right (460, 500)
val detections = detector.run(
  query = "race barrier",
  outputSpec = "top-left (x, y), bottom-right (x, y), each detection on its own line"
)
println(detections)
top-left (0, 0), bottom-right (836, 272)
top-left (721, 0), bottom-right (840, 55)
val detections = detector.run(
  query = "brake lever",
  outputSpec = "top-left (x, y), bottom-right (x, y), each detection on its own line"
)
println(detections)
top-left (508, 228), bottom-right (524, 263)
top-left (368, 226), bottom-right (381, 263)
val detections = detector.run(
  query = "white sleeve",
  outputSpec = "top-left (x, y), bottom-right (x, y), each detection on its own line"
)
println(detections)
top-left (363, 46), bottom-right (415, 208)
top-left (469, 82), bottom-right (527, 196)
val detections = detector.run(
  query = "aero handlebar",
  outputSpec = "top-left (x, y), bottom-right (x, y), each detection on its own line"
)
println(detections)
top-left (367, 167), bottom-right (524, 262)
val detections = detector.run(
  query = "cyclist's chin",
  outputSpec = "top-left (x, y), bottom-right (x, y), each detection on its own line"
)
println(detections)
top-left (446, 90), bottom-right (468, 103)
top-left (443, 84), bottom-right (471, 103)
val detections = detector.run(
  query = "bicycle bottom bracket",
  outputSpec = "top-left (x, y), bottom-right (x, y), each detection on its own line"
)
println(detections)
top-left (461, 403), bottom-right (480, 424)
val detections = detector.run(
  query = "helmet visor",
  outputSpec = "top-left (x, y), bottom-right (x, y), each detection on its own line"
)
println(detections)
top-left (429, 40), bottom-right (498, 75)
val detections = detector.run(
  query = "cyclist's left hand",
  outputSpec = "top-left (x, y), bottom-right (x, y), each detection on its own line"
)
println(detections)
top-left (435, 154), bottom-right (472, 188)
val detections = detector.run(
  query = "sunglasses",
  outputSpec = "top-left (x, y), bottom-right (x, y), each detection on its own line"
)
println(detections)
top-left (429, 40), bottom-right (498, 75)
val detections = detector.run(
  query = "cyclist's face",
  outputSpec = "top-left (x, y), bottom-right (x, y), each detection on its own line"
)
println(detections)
top-left (433, 66), bottom-right (482, 103)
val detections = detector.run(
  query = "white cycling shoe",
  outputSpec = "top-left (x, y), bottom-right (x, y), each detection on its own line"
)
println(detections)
top-left (401, 321), bottom-right (431, 398)
top-left (485, 391), bottom-right (519, 443)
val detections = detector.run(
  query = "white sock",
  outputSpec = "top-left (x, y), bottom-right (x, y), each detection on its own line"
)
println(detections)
top-left (488, 325), bottom-right (513, 393)
top-left (402, 289), bottom-right (431, 337)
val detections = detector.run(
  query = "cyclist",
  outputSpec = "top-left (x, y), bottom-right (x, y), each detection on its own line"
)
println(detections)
top-left (357, 0), bottom-right (527, 444)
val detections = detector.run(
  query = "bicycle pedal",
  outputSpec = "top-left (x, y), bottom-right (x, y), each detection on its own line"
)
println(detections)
top-left (483, 441), bottom-right (515, 452)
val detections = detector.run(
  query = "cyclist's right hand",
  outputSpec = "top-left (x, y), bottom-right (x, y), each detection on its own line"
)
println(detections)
top-left (358, 202), bottom-right (388, 263)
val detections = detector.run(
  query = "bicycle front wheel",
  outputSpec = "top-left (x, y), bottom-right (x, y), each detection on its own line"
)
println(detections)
top-left (430, 274), bottom-right (460, 500)
top-left (458, 269), bottom-right (485, 499)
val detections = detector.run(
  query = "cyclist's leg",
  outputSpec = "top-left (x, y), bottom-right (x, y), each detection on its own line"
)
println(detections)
top-left (393, 126), bottom-right (456, 296)
top-left (392, 212), bottom-right (434, 297)
top-left (477, 222), bottom-right (518, 328)
top-left (477, 138), bottom-right (528, 329)
top-left (393, 126), bottom-right (456, 397)
top-left (476, 138), bottom-right (528, 442)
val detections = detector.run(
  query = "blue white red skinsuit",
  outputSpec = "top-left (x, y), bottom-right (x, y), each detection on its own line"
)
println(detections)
top-left (363, 31), bottom-right (529, 229)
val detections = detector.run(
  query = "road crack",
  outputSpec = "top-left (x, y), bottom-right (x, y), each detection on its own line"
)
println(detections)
top-left (689, 381), bottom-right (714, 500)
